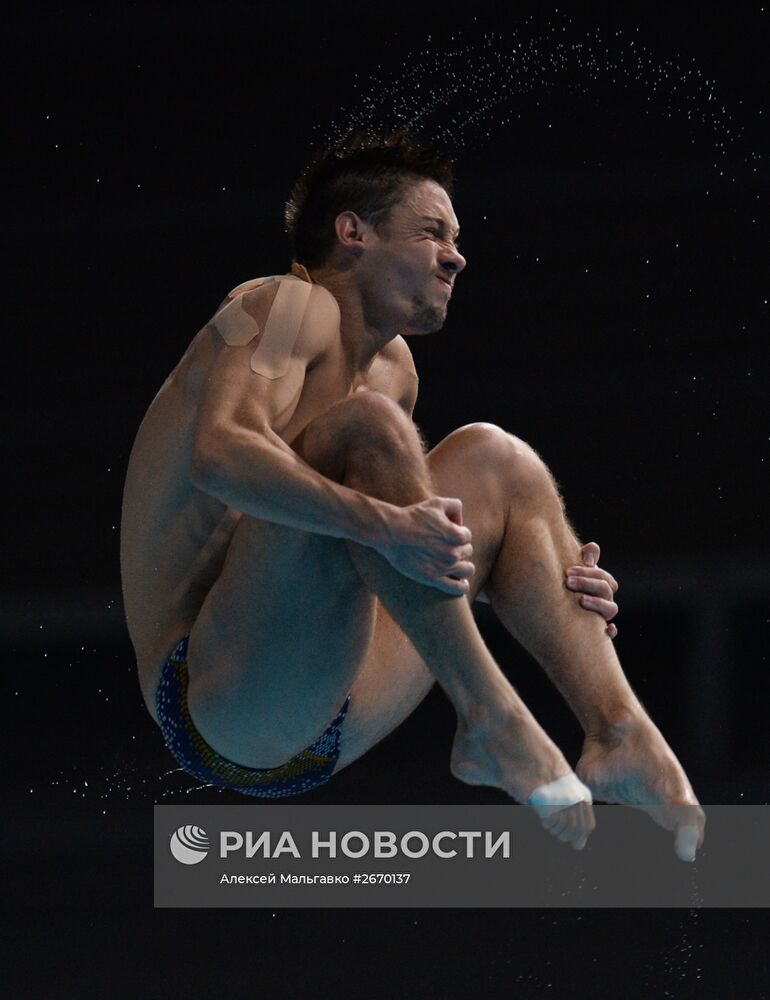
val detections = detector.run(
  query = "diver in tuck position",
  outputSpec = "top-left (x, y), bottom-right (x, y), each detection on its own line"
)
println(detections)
top-left (121, 132), bottom-right (704, 859)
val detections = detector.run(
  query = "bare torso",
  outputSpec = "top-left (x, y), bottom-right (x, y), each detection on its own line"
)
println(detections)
top-left (120, 271), bottom-right (417, 719)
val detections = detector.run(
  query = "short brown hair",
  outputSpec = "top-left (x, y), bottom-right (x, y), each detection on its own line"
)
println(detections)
top-left (285, 131), bottom-right (455, 268)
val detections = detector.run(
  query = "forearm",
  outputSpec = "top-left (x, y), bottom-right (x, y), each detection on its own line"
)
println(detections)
top-left (192, 424), bottom-right (394, 547)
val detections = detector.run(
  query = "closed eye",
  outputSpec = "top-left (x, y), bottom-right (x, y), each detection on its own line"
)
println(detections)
top-left (426, 227), bottom-right (460, 251)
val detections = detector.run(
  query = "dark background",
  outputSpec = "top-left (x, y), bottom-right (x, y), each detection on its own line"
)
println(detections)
top-left (7, 2), bottom-right (769, 997)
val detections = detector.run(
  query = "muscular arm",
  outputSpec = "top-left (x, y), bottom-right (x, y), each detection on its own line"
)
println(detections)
top-left (193, 393), bottom-right (394, 546)
top-left (192, 285), bottom-right (395, 547)
top-left (190, 280), bottom-right (472, 596)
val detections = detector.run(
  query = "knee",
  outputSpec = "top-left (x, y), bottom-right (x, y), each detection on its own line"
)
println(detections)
top-left (320, 390), bottom-right (416, 460)
top-left (335, 392), bottom-right (417, 455)
top-left (301, 392), bottom-right (418, 476)
top-left (445, 422), bottom-right (560, 507)
top-left (337, 390), bottom-right (409, 428)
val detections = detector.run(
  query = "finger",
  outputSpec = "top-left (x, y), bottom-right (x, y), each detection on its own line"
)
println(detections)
top-left (579, 595), bottom-right (619, 622)
top-left (402, 560), bottom-right (469, 596)
top-left (434, 544), bottom-right (472, 571)
top-left (575, 592), bottom-right (619, 620)
top-left (439, 496), bottom-right (464, 525)
top-left (566, 575), bottom-right (615, 601)
top-left (581, 541), bottom-right (600, 567)
top-left (446, 523), bottom-right (472, 545)
top-left (567, 565), bottom-right (619, 592)
top-left (447, 560), bottom-right (475, 581)
top-left (606, 623), bottom-right (618, 639)
top-left (435, 575), bottom-right (470, 596)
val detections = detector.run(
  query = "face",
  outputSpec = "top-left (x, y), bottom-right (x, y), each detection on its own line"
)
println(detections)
top-left (359, 179), bottom-right (466, 335)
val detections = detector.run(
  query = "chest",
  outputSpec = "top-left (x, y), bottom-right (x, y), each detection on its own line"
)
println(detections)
top-left (274, 345), bottom-right (408, 445)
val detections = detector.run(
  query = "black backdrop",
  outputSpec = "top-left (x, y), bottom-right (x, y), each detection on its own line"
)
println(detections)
top-left (8, 3), bottom-right (769, 998)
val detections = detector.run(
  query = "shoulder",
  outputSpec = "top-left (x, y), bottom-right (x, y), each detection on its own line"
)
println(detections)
top-left (300, 282), bottom-right (341, 342)
top-left (228, 276), bottom-right (339, 339)
top-left (210, 274), bottom-right (339, 372)
top-left (375, 336), bottom-right (419, 415)
top-left (380, 335), bottom-right (417, 377)
top-left (210, 276), bottom-right (281, 346)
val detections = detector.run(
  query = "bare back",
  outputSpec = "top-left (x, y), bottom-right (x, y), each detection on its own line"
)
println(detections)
top-left (120, 269), bottom-right (417, 716)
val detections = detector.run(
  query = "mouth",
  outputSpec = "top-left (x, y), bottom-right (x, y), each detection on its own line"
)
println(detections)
top-left (436, 275), bottom-right (453, 294)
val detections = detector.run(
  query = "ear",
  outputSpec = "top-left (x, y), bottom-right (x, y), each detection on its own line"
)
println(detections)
top-left (333, 211), bottom-right (370, 256)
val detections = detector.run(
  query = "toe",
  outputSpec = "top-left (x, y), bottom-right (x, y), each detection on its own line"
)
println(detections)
top-left (674, 824), bottom-right (700, 862)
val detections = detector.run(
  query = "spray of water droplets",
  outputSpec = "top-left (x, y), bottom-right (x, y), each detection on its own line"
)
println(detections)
top-left (41, 756), bottom-right (234, 810)
top-left (322, 15), bottom-right (753, 166)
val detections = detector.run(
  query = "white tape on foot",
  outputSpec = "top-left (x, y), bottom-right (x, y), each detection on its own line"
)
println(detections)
top-left (527, 773), bottom-right (592, 819)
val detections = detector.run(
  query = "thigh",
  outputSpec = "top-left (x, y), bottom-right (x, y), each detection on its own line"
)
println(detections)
top-left (187, 514), bottom-right (376, 766)
top-left (184, 394), bottom-right (399, 767)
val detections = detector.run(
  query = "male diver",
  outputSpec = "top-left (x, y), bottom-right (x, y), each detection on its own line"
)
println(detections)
top-left (121, 133), bottom-right (704, 859)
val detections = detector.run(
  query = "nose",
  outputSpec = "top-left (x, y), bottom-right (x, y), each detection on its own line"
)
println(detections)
top-left (439, 244), bottom-right (467, 275)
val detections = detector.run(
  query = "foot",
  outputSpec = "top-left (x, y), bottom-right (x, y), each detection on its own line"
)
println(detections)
top-left (450, 705), bottom-right (595, 850)
top-left (576, 711), bottom-right (705, 862)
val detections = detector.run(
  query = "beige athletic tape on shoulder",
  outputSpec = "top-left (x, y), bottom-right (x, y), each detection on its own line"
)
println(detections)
top-left (228, 275), bottom-right (275, 298)
top-left (251, 276), bottom-right (312, 378)
top-left (213, 295), bottom-right (262, 347)
top-left (212, 272), bottom-right (313, 378)
top-left (213, 277), bottom-right (275, 347)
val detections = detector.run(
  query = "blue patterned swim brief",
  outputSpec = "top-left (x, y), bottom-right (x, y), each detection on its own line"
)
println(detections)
top-left (156, 637), bottom-right (350, 798)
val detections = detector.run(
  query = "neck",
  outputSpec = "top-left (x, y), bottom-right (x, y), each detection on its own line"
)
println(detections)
top-left (308, 263), bottom-right (398, 372)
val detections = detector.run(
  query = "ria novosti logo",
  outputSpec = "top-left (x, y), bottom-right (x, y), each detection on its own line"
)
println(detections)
top-left (169, 825), bottom-right (210, 865)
